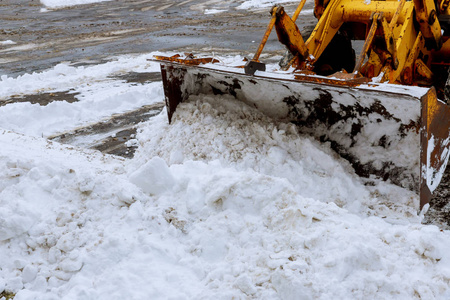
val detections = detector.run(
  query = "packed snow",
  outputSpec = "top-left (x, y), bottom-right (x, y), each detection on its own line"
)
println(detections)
top-left (0, 41), bottom-right (16, 46)
top-left (0, 54), bottom-right (163, 138)
top-left (237, 0), bottom-right (300, 9)
top-left (40, 0), bottom-right (111, 8)
top-left (1, 52), bottom-right (450, 299)
top-left (204, 9), bottom-right (228, 15)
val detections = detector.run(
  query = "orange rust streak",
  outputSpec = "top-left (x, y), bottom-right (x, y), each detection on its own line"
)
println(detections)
top-left (426, 90), bottom-right (440, 129)
top-left (420, 88), bottom-right (450, 208)
top-left (275, 6), bottom-right (309, 58)
top-left (354, 13), bottom-right (379, 73)
top-left (154, 56), bottom-right (219, 65)
top-left (293, 74), bottom-right (369, 86)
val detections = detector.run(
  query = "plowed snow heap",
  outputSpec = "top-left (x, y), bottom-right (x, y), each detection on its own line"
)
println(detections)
top-left (154, 0), bottom-right (450, 210)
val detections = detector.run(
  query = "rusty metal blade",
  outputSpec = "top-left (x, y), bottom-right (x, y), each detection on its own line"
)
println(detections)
top-left (154, 57), bottom-right (450, 209)
top-left (420, 89), bottom-right (450, 208)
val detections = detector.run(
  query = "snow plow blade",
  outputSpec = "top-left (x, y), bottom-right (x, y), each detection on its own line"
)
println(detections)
top-left (154, 56), bottom-right (450, 210)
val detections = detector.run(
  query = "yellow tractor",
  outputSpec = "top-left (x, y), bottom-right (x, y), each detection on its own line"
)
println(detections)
top-left (154, 0), bottom-right (450, 210)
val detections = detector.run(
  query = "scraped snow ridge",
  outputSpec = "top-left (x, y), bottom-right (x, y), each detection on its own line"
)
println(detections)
top-left (1, 52), bottom-right (450, 299)
top-left (237, 0), bottom-right (301, 9)
top-left (0, 40), bottom-right (16, 46)
top-left (40, 0), bottom-right (110, 8)
top-left (0, 54), bottom-right (163, 138)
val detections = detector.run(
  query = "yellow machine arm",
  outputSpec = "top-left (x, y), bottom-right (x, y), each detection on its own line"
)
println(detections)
top-left (271, 0), bottom-right (450, 94)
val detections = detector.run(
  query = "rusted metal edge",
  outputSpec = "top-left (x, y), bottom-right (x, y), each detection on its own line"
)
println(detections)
top-left (160, 64), bottom-right (183, 123)
top-left (154, 58), bottom-right (377, 124)
top-left (155, 58), bottom-right (450, 210)
top-left (153, 56), bottom-right (219, 66)
top-left (151, 57), bottom-right (424, 94)
top-left (420, 88), bottom-right (450, 209)
top-left (155, 56), bottom-right (221, 123)
top-left (153, 57), bottom-right (428, 126)
top-left (293, 73), bottom-right (370, 86)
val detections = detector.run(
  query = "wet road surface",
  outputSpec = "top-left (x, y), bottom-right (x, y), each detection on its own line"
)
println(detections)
top-left (0, 0), bottom-right (315, 77)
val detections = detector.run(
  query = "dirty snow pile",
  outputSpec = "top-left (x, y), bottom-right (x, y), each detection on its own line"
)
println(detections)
top-left (1, 54), bottom-right (450, 299)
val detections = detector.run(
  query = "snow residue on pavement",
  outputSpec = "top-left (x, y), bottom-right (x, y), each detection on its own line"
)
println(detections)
top-left (0, 40), bottom-right (16, 46)
top-left (40, 0), bottom-right (110, 8)
top-left (203, 0), bottom-right (311, 14)
top-left (1, 53), bottom-right (450, 299)
top-left (0, 54), bottom-right (163, 138)
top-left (204, 9), bottom-right (228, 15)
top-left (237, 0), bottom-right (303, 9)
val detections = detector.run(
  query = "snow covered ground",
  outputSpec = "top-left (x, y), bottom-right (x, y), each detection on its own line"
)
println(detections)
top-left (0, 54), bottom-right (163, 138)
top-left (1, 52), bottom-right (450, 299)
top-left (40, 0), bottom-right (111, 8)
top-left (39, 0), bottom-right (301, 11)
top-left (237, 0), bottom-right (299, 9)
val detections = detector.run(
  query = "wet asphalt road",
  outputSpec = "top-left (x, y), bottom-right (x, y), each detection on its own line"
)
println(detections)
top-left (0, 0), bottom-right (316, 77)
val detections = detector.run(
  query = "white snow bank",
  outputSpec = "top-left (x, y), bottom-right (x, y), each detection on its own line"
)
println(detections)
top-left (0, 54), bottom-right (160, 99)
top-left (0, 40), bottom-right (16, 46)
top-left (0, 54), bottom-right (164, 137)
top-left (40, 0), bottom-right (110, 8)
top-left (129, 157), bottom-right (176, 195)
top-left (1, 121), bottom-right (450, 299)
top-left (131, 95), bottom-right (420, 219)
top-left (203, 0), bottom-right (311, 13)
top-left (0, 81), bottom-right (162, 138)
top-left (237, 0), bottom-right (300, 9)
top-left (0, 52), bottom-right (449, 299)
top-left (204, 9), bottom-right (228, 15)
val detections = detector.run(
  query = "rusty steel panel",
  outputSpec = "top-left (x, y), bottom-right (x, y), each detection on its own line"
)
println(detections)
top-left (420, 88), bottom-right (450, 207)
top-left (154, 57), bottom-right (450, 209)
